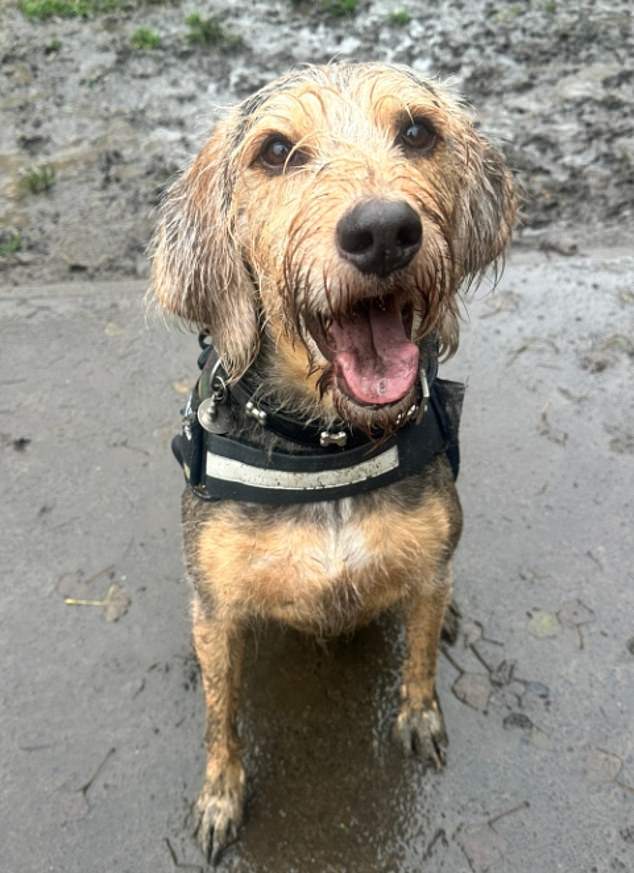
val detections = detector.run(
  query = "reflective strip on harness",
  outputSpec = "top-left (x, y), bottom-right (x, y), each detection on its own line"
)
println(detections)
top-left (172, 377), bottom-right (464, 503)
top-left (205, 444), bottom-right (400, 491)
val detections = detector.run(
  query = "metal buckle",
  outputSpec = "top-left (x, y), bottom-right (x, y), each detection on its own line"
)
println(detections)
top-left (320, 429), bottom-right (348, 448)
top-left (245, 400), bottom-right (267, 427)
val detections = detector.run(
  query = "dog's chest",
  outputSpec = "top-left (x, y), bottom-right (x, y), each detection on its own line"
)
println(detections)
top-left (285, 499), bottom-right (370, 576)
top-left (196, 494), bottom-right (450, 631)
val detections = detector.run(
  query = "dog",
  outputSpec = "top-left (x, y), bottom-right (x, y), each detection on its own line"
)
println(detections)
top-left (151, 61), bottom-right (516, 864)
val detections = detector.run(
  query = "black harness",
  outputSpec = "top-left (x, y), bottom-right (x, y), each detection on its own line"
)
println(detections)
top-left (172, 335), bottom-right (464, 505)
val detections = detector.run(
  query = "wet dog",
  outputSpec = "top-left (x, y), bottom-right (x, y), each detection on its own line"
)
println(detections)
top-left (151, 62), bottom-right (516, 863)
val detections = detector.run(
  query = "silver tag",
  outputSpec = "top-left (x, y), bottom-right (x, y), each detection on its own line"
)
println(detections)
top-left (197, 398), bottom-right (231, 435)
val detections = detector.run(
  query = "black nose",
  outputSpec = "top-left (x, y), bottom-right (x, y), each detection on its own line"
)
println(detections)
top-left (336, 199), bottom-right (422, 277)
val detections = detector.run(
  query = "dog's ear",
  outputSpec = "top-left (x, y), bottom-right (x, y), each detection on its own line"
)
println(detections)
top-left (151, 121), bottom-right (259, 379)
top-left (452, 130), bottom-right (517, 281)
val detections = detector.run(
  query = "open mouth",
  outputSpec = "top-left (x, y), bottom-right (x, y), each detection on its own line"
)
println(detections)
top-left (306, 294), bottom-right (419, 407)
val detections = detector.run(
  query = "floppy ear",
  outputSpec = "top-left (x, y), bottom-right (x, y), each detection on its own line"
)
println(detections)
top-left (452, 129), bottom-right (517, 281)
top-left (151, 121), bottom-right (259, 379)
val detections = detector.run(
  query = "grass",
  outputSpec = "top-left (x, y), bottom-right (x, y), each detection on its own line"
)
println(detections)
top-left (493, 3), bottom-right (523, 22)
top-left (18, 0), bottom-right (123, 20)
top-left (185, 13), bottom-right (242, 48)
top-left (0, 232), bottom-right (23, 258)
top-left (131, 27), bottom-right (161, 49)
top-left (322, 0), bottom-right (358, 16)
top-left (17, 165), bottom-right (56, 197)
top-left (388, 9), bottom-right (411, 25)
top-left (44, 37), bottom-right (62, 53)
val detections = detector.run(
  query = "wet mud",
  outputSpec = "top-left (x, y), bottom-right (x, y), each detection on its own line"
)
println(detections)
top-left (1, 0), bottom-right (633, 286)
top-left (1, 248), bottom-right (632, 871)
top-left (1, 2), bottom-right (632, 870)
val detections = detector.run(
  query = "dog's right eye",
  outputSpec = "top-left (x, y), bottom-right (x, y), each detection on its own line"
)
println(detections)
top-left (259, 136), bottom-right (306, 172)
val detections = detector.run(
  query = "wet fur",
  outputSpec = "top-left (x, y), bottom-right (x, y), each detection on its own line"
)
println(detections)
top-left (151, 62), bottom-right (515, 863)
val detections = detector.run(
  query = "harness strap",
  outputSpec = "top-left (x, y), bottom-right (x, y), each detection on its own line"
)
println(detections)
top-left (172, 377), bottom-right (463, 505)
top-left (195, 332), bottom-right (440, 451)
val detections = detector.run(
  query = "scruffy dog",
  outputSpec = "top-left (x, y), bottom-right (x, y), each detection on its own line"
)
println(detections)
top-left (152, 62), bottom-right (515, 864)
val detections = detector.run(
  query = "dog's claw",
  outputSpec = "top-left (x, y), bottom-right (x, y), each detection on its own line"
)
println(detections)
top-left (194, 767), bottom-right (244, 866)
top-left (441, 599), bottom-right (462, 646)
top-left (395, 697), bottom-right (448, 768)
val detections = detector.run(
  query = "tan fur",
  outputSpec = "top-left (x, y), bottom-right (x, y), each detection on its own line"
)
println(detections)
top-left (151, 62), bottom-right (516, 409)
top-left (152, 62), bottom-right (515, 862)
top-left (196, 494), bottom-right (451, 634)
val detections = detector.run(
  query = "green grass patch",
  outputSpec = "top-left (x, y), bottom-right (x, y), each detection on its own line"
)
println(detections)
top-left (131, 27), bottom-right (161, 49)
top-left (185, 12), bottom-right (242, 48)
top-left (17, 165), bottom-right (56, 197)
top-left (388, 9), bottom-right (410, 26)
top-left (322, 0), bottom-right (358, 16)
top-left (323, 0), bottom-right (358, 17)
top-left (0, 232), bottom-right (23, 258)
top-left (18, 0), bottom-right (124, 20)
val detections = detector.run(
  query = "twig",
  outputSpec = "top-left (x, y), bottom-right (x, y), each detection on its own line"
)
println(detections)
top-left (488, 799), bottom-right (530, 831)
top-left (80, 747), bottom-right (116, 797)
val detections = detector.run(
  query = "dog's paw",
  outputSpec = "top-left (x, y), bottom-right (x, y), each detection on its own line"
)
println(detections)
top-left (194, 762), bottom-right (245, 866)
top-left (394, 697), bottom-right (448, 768)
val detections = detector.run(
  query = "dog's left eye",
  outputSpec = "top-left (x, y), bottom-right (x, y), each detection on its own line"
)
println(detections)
top-left (398, 118), bottom-right (438, 153)
top-left (259, 136), bottom-right (306, 172)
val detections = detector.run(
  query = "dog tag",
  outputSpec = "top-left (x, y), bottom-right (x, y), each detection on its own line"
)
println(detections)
top-left (197, 398), bottom-right (231, 435)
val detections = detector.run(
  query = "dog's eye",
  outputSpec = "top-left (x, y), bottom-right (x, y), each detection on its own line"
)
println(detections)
top-left (259, 136), bottom-right (306, 172)
top-left (399, 118), bottom-right (438, 154)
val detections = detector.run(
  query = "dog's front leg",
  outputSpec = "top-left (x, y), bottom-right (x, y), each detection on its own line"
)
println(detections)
top-left (191, 597), bottom-right (245, 865)
top-left (395, 562), bottom-right (452, 768)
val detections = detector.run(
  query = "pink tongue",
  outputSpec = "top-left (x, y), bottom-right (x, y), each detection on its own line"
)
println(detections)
top-left (329, 297), bottom-right (419, 405)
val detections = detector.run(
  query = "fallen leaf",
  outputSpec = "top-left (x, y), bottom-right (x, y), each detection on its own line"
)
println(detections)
top-left (527, 610), bottom-right (560, 638)
top-left (102, 583), bottom-right (131, 622)
top-left (63, 581), bottom-right (130, 622)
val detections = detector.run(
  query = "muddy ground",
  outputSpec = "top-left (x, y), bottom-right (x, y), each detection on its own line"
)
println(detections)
top-left (1, 0), bottom-right (633, 284)
top-left (1, 2), bottom-right (634, 873)
top-left (1, 249), bottom-right (633, 873)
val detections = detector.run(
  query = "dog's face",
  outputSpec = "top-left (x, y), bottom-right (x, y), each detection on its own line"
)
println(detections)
top-left (152, 63), bottom-right (516, 430)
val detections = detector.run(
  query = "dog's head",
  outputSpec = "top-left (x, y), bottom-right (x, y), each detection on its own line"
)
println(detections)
top-left (152, 62), bottom-right (516, 430)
